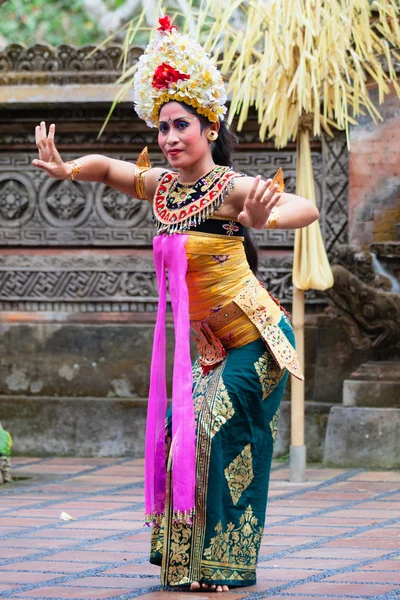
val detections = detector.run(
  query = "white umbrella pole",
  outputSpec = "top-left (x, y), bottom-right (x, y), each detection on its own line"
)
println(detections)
top-left (290, 285), bottom-right (306, 482)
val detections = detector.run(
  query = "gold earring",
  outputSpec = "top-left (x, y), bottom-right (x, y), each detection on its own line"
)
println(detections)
top-left (207, 130), bottom-right (218, 142)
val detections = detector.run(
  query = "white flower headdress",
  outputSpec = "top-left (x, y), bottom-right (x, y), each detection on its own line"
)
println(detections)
top-left (133, 15), bottom-right (227, 127)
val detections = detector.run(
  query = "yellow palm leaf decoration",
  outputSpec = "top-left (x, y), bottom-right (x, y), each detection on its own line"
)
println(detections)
top-left (216, 0), bottom-right (400, 291)
top-left (294, 127), bottom-right (334, 290)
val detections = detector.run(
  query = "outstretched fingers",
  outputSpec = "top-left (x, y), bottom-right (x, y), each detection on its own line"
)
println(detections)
top-left (40, 120), bottom-right (47, 139)
top-left (48, 123), bottom-right (55, 141)
top-left (32, 159), bottom-right (47, 170)
top-left (35, 121), bottom-right (55, 147)
top-left (260, 180), bottom-right (278, 203)
top-left (247, 175), bottom-right (262, 203)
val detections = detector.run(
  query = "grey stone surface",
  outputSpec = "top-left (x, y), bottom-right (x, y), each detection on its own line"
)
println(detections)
top-left (1, 396), bottom-right (148, 457)
top-left (343, 380), bottom-right (400, 408)
top-left (1, 395), bottom-right (332, 460)
top-left (343, 361), bottom-right (400, 408)
top-left (0, 322), bottom-right (176, 399)
top-left (349, 361), bottom-right (400, 381)
top-left (274, 401), bottom-right (334, 462)
top-left (289, 444), bottom-right (306, 482)
top-left (312, 315), bottom-right (375, 404)
top-left (323, 406), bottom-right (400, 468)
top-left (2, 84), bottom-right (134, 105)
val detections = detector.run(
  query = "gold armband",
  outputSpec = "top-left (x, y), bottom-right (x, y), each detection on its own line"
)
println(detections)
top-left (134, 147), bottom-right (152, 199)
top-left (66, 161), bottom-right (81, 181)
top-left (266, 206), bottom-right (280, 229)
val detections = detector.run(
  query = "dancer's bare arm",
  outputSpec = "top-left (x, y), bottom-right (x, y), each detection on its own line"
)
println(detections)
top-left (32, 122), bottom-right (166, 201)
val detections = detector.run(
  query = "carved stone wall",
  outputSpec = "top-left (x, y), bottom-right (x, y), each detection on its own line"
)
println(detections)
top-left (0, 44), bottom-right (349, 313)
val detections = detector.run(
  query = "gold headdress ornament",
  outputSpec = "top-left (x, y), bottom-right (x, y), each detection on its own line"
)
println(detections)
top-left (133, 15), bottom-right (227, 127)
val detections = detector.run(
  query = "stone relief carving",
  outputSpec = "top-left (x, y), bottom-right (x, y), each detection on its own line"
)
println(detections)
top-left (326, 265), bottom-right (400, 350)
top-left (0, 54), bottom-right (348, 312)
top-left (321, 133), bottom-right (349, 253)
top-left (0, 254), bottom-right (158, 313)
top-left (0, 137), bottom-right (345, 309)
top-left (0, 173), bottom-right (36, 227)
top-left (0, 253), bottom-right (324, 312)
top-left (330, 244), bottom-right (377, 285)
top-left (0, 140), bottom-right (345, 251)
top-left (0, 43), bottom-right (142, 85)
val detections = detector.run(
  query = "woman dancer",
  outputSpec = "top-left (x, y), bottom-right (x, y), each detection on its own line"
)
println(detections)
top-left (33, 16), bottom-right (318, 592)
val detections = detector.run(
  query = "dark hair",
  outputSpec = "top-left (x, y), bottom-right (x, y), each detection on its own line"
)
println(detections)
top-left (161, 101), bottom-right (260, 275)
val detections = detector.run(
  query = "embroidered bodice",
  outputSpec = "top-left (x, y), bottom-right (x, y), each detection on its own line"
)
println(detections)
top-left (153, 168), bottom-right (282, 350)
top-left (153, 166), bottom-right (237, 234)
top-left (152, 167), bottom-right (303, 379)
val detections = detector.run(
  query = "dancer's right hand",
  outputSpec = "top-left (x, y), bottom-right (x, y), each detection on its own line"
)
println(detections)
top-left (32, 122), bottom-right (69, 179)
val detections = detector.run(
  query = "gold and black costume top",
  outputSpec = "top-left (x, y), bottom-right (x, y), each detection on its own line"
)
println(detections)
top-left (152, 165), bottom-right (303, 380)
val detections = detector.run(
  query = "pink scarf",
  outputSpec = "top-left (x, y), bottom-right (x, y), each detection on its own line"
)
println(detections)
top-left (145, 234), bottom-right (196, 525)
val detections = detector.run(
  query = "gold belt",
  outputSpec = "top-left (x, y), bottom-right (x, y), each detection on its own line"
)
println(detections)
top-left (190, 278), bottom-right (304, 381)
top-left (203, 301), bottom-right (244, 331)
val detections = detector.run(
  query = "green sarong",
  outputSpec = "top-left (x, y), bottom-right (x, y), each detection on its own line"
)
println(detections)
top-left (150, 314), bottom-right (293, 587)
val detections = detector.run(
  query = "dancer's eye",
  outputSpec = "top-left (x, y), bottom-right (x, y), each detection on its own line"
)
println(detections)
top-left (159, 123), bottom-right (169, 133)
top-left (177, 120), bottom-right (190, 130)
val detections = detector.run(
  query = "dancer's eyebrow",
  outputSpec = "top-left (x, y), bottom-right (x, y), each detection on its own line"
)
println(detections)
top-left (158, 116), bottom-right (197, 125)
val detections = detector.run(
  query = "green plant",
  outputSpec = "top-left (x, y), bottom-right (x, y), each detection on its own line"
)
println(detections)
top-left (0, 427), bottom-right (12, 457)
top-left (0, 0), bottom-right (107, 46)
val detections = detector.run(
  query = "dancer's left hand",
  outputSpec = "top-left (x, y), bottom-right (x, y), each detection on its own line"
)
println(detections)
top-left (238, 176), bottom-right (281, 229)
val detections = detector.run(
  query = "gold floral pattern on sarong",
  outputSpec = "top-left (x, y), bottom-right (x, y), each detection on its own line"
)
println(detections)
top-left (203, 505), bottom-right (263, 567)
top-left (270, 407), bottom-right (281, 443)
top-left (200, 565), bottom-right (255, 582)
top-left (193, 366), bottom-right (234, 437)
top-left (224, 444), bottom-right (254, 505)
top-left (192, 360), bottom-right (210, 421)
top-left (167, 521), bottom-right (192, 585)
top-left (254, 351), bottom-right (285, 400)
top-left (209, 379), bottom-right (234, 437)
top-left (151, 519), bottom-right (164, 557)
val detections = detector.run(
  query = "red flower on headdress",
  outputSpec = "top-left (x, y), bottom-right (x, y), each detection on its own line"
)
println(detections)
top-left (152, 63), bottom-right (190, 90)
top-left (157, 15), bottom-right (177, 33)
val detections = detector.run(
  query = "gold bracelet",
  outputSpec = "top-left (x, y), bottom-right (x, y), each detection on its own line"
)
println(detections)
top-left (134, 147), bottom-right (152, 200)
top-left (266, 206), bottom-right (280, 229)
top-left (66, 161), bottom-right (81, 181)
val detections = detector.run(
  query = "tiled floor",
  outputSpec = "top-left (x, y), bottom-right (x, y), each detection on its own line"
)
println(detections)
top-left (0, 457), bottom-right (399, 599)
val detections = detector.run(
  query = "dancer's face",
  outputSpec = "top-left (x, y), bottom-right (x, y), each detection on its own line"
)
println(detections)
top-left (158, 102), bottom-right (211, 168)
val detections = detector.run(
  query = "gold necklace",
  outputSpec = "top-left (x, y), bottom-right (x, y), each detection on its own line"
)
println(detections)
top-left (153, 166), bottom-right (237, 234)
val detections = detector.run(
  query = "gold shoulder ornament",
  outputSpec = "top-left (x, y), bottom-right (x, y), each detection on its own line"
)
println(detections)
top-left (266, 168), bottom-right (284, 229)
top-left (134, 147), bottom-right (152, 199)
top-left (271, 167), bottom-right (285, 193)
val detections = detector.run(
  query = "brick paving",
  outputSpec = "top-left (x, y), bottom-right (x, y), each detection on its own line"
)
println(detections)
top-left (0, 458), bottom-right (399, 599)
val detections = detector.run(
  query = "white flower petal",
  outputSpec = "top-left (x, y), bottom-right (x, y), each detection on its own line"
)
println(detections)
top-left (60, 511), bottom-right (76, 521)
